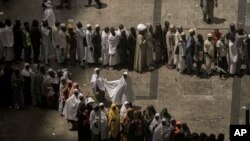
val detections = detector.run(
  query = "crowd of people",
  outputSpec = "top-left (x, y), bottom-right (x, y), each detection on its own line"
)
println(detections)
top-left (0, 63), bottom-right (226, 141)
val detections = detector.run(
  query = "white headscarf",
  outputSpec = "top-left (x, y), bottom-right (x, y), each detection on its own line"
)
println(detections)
top-left (21, 63), bottom-right (33, 77)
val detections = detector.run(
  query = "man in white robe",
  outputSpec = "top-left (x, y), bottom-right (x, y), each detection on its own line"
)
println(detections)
top-left (41, 21), bottom-right (51, 65)
top-left (2, 19), bottom-right (14, 62)
top-left (63, 89), bottom-right (81, 130)
top-left (43, 0), bottom-right (55, 28)
top-left (75, 22), bottom-right (85, 67)
top-left (204, 33), bottom-right (215, 77)
top-left (52, 22), bottom-right (60, 63)
top-left (104, 72), bottom-right (134, 105)
top-left (91, 68), bottom-right (105, 102)
top-left (101, 27), bottom-right (110, 67)
top-left (108, 27), bottom-right (120, 69)
top-left (58, 23), bottom-right (68, 64)
top-left (86, 24), bottom-right (95, 65)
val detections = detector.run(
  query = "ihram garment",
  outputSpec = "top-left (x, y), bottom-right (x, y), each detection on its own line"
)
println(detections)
top-left (108, 32), bottom-right (120, 66)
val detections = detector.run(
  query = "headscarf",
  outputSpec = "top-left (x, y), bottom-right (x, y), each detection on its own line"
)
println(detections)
top-left (120, 101), bottom-right (129, 118)
top-left (21, 63), bottom-right (33, 77)
top-left (69, 83), bottom-right (81, 96)
top-left (108, 104), bottom-right (120, 138)
top-left (149, 113), bottom-right (161, 133)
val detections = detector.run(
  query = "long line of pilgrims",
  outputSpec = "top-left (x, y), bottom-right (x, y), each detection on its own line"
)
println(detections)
top-left (0, 63), bottom-right (225, 141)
top-left (1, 19), bottom-right (250, 79)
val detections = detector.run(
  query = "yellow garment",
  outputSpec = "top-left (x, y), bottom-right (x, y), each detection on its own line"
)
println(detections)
top-left (108, 104), bottom-right (120, 138)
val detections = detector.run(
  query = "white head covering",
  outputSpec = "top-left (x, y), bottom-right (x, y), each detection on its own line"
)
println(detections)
top-left (22, 63), bottom-right (32, 77)
top-left (137, 23), bottom-right (146, 31)
top-left (86, 24), bottom-right (91, 28)
top-left (123, 71), bottom-right (128, 75)
top-left (95, 24), bottom-right (100, 28)
top-left (155, 113), bottom-right (160, 117)
top-left (94, 68), bottom-right (100, 72)
top-left (48, 68), bottom-right (54, 73)
top-left (60, 23), bottom-right (66, 27)
top-left (99, 102), bottom-right (104, 107)
top-left (207, 33), bottom-right (213, 37)
top-left (248, 34), bottom-right (250, 39)
top-left (44, 0), bottom-right (53, 7)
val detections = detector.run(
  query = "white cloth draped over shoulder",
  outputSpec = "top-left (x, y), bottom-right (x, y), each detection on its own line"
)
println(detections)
top-left (104, 76), bottom-right (134, 105)
top-left (91, 73), bottom-right (106, 92)
top-left (63, 94), bottom-right (81, 121)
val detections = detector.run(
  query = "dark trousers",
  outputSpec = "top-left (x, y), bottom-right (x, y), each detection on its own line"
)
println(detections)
top-left (33, 44), bottom-right (40, 63)
top-left (88, 0), bottom-right (102, 6)
top-left (163, 48), bottom-right (168, 64)
top-left (218, 56), bottom-right (228, 77)
top-left (243, 55), bottom-right (250, 73)
top-left (14, 45), bottom-right (22, 61)
top-left (24, 47), bottom-right (31, 63)
top-left (196, 61), bottom-right (203, 75)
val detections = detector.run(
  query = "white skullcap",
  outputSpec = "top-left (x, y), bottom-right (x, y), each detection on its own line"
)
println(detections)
top-left (207, 33), bottom-right (213, 37)
top-left (73, 89), bottom-right (79, 93)
top-left (68, 19), bottom-right (74, 23)
top-left (48, 68), bottom-right (53, 72)
top-left (123, 71), bottom-right (128, 75)
top-left (189, 28), bottom-right (194, 33)
top-left (155, 113), bottom-right (160, 117)
top-left (94, 68), bottom-right (100, 72)
top-left (87, 97), bottom-right (95, 104)
top-left (95, 24), bottom-right (100, 28)
top-left (86, 24), bottom-right (91, 28)
top-left (162, 118), bottom-right (167, 122)
top-left (79, 93), bottom-right (84, 98)
top-left (137, 23), bottom-right (146, 31)
top-left (99, 102), bottom-right (104, 106)
top-left (248, 34), bottom-right (250, 38)
top-left (181, 32), bottom-right (185, 36)
top-left (170, 24), bottom-right (175, 29)
top-left (60, 23), bottom-right (66, 27)
top-left (24, 63), bottom-right (30, 67)
top-left (124, 101), bottom-right (129, 105)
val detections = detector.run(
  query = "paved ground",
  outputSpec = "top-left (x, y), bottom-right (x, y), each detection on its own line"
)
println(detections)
top-left (0, 0), bottom-right (249, 141)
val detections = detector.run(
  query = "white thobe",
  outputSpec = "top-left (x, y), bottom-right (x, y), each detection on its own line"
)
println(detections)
top-left (52, 26), bottom-right (60, 62)
top-left (101, 31), bottom-right (110, 65)
top-left (108, 33), bottom-right (120, 66)
top-left (58, 30), bottom-right (68, 63)
top-left (86, 30), bottom-right (95, 63)
top-left (75, 28), bottom-right (85, 65)
top-left (43, 7), bottom-right (55, 27)
top-left (2, 25), bottom-right (14, 61)
top-left (229, 41), bottom-right (238, 74)
top-left (41, 26), bottom-right (51, 64)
